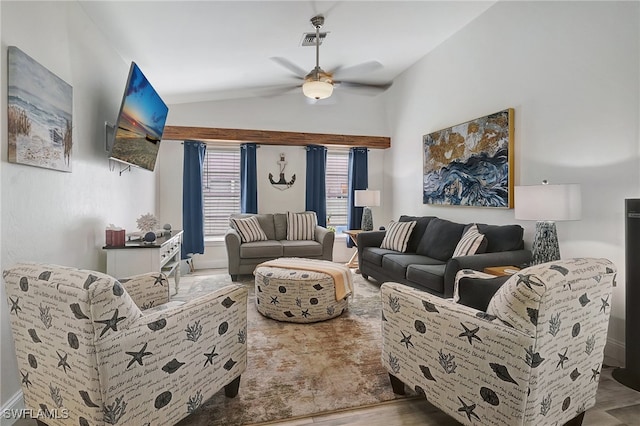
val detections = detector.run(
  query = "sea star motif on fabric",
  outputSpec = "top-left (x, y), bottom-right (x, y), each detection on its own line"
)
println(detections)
top-left (9, 297), bottom-right (21, 316)
top-left (400, 331), bottom-right (414, 349)
top-left (94, 309), bottom-right (126, 337)
top-left (126, 343), bottom-right (153, 368)
top-left (556, 348), bottom-right (569, 369)
top-left (458, 323), bottom-right (482, 345)
top-left (515, 274), bottom-right (545, 290)
top-left (153, 275), bottom-right (166, 286)
top-left (21, 371), bottom-right (32, 388)
top-left (270, 296), bottom-right (279, 305)
top-left (57, 351), bottom-right (71, 373)
top-left (600, 296), bottom-right (610, 314)
top-left (457, 396), bottom-right (480, 421)
top-left (204, 346), bottom-right (219, 367)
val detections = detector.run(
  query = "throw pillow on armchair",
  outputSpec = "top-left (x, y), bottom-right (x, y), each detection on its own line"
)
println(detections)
top-left (457, 275), bottom-right (510, 311)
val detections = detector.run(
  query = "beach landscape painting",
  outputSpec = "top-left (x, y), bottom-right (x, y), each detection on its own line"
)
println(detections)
top-left (8, 46), bottom-right (73, 172)
top-left (423, 109), bottom-right (514, 208)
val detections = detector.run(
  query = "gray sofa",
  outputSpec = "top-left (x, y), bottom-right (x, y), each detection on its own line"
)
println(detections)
top-left (357, 215), bottom-right (532, 298)
top-left (225, 213), bottom-right (334, 281)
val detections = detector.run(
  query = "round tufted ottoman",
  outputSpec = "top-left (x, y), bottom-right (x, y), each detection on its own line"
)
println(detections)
top-left (254, 261), bottom-right (350, 323)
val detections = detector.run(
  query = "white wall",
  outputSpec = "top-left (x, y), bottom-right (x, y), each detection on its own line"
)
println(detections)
top-left (383, 1), bottom-right (639, 365)
top-left (0, 2), bottom-right (157, 419)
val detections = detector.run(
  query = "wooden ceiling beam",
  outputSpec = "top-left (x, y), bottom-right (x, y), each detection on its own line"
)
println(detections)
top-left (162, 125), bottom-right (390, 149)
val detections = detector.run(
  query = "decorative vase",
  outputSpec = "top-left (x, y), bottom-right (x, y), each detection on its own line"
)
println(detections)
top-left (361, 207), bottom-right (373, 231)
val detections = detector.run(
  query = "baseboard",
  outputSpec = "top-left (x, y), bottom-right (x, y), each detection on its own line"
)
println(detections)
top-left (605, 336), bottom-right (625, 368)
top-left (1, 390), bottom-right (24, 426)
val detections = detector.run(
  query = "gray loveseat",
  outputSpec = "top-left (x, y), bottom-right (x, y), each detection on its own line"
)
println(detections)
top-left (357, 215), bottom-right (532, 298)
top-left (225, 213), bottom-right (334, 281)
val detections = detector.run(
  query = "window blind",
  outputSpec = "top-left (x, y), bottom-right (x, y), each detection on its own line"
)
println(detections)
top-left (325, 150), bottom-right (349, 228)
top-left (202, 147), bottom-right (241, 237)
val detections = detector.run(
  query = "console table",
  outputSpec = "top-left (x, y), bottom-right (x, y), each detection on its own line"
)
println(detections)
top-left (104, 230), bottom-right (183, 295)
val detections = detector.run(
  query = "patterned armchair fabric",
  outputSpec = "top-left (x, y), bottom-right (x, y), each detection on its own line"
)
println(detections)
top-left (118, 272), bottom-right (170, 310)
top-left (4, 263), bottom-right (247, 426)
top-left (381, 258), bottom-right (616, 426)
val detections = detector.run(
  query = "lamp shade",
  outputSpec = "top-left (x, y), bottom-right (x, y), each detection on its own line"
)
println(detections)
top-left (302, 80), bottom-right (333, 100)
top-left (514, 183), bottom-right (581, 221)
top-left (354, 190), bottom-right (381, 207)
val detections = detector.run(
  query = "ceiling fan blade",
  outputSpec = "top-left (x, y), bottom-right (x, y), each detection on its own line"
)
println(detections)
top-left (254, 84), bottom-right (302, 98)
top-left (334, 80), bottom-right (392, 96)
top-left (331, 61), bottom-right (383, 80)
top-left (270, 57), bottom-right (308, 79)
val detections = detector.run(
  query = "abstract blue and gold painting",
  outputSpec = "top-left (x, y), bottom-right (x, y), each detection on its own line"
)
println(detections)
top-left (423, 109), bottom-right (514, 208)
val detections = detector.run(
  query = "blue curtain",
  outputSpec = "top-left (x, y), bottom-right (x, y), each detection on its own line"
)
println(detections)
top-left (305, 145), bottom-right (327, 227)
top-left (240, 143), bottom-right (258, 214)
top-left (182, 140), bottom-right (207, 259)
top-left (347, 147), bottom-right (369, 247)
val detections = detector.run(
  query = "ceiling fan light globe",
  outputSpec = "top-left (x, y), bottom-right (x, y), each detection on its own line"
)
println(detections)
top-left (303, 80), bottom-right (333, 100)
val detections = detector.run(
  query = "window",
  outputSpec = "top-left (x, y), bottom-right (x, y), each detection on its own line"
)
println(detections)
top-left (325, 150), bottom-right (349, 233)
top-left (202, 146), bottom-right (241, 237)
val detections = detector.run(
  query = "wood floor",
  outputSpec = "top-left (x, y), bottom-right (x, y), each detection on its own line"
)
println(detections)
top-left (257, 367), bottom-right (640, 426)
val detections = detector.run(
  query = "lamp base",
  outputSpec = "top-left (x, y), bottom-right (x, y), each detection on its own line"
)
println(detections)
top-left (531, 221), bottom-right (561, 265)
top-left (361, 207), bottom-right (373, 231)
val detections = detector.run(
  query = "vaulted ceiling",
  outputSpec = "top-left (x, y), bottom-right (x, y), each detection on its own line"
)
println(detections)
top-left (79, 1), bottom-right (495, 105)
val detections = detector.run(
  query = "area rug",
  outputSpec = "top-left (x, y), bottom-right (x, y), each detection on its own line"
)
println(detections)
top-left (172, 271), bottom-right (416, 425)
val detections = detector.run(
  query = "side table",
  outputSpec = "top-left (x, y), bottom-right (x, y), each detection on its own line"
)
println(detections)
top-left (104, 230), bottom-right (183, 295)
top-left (343, 229), bottom-right (363, 270)
top-left (483, 265), bottom-right (520, 277)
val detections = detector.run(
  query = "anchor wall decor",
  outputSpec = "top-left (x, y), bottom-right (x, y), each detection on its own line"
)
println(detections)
top-left (269, 153), bottom-right (296, 190)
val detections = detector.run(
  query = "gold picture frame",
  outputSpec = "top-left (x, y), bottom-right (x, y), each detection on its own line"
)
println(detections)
top-left (423, 108), bottom-right (514, 208)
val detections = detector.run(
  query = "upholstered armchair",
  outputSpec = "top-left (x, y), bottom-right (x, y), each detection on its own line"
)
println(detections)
top-left (381, 258), bottom-right (616, 426)
top-left (4, 263), bottom-right (247, 426)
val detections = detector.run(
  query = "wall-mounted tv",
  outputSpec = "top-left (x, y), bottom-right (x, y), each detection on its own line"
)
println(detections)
top-left (109, 62), bottom-right (168, 171)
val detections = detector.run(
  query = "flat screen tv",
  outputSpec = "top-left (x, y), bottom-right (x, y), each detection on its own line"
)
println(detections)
top-left (109, 62), bottom-right (168, 171)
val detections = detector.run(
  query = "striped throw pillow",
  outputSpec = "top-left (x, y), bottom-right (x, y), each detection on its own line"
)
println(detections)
top-left (452, 224), bottom-right (486, 257)
top-left (230, 216), bottom-right (268, 243)
top-left (381, 221), bottom-right (416, 252)
top-left (287, 212), bottom-right (317, 241)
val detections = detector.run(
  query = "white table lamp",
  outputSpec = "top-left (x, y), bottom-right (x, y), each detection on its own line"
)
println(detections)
top-left (515, 181), bottom-right (581, 265)
top-left (354, 190), bottom-right (381, 231)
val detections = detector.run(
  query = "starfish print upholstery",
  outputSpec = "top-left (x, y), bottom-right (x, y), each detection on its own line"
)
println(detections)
top-left (203, 346), bottom-right (219, 366)
top-left (126, 343), bottom-right (153, 368)
top-left (94, 309), bottom-right (126, 337)
top-left (458, 323), bottom-right (482, 345)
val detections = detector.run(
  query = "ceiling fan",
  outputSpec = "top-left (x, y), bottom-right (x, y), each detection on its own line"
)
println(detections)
top-left (269, 15), bottom-right (392, 101)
